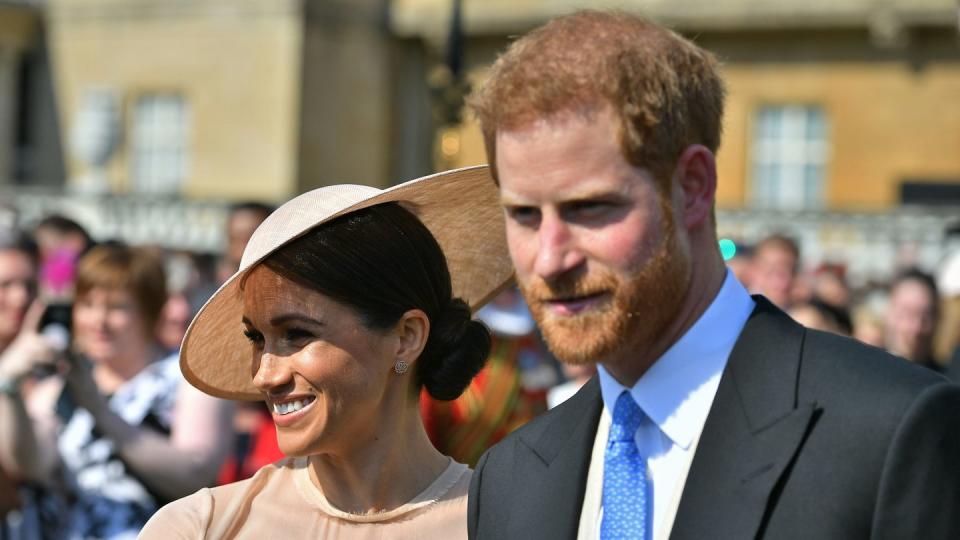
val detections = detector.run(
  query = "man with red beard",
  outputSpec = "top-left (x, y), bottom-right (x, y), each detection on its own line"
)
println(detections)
top-left (466, 11), bottom-right (960, 540)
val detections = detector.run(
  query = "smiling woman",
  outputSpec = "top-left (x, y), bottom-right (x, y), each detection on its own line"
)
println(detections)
top-left (139, 166), bottom-right (513, 539)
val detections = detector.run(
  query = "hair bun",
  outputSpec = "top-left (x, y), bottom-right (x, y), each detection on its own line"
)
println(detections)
top-left (438, 298), bottom-right (472, 340)
top-left (418, 298), bottom-right (492, 401)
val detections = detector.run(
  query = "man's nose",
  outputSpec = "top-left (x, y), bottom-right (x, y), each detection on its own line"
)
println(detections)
top-left (533, 214), bottom-right (585, 281)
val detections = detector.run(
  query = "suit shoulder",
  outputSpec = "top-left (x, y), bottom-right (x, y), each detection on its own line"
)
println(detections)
top-left (800, 329), bottom-right (949, 405)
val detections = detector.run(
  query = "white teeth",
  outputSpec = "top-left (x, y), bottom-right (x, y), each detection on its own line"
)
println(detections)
top-left (272, 398), bottom-right (313, 415)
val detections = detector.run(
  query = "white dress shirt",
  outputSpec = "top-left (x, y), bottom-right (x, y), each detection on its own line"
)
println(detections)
top-left (578, 270), bottom-right (755, 540)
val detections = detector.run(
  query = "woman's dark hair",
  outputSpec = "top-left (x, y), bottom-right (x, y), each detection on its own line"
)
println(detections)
top-left (807, 296), bottom-right (853, 336)
top-left (891, 267), bottom-right (938, 299)
top-left (262, 203), bottom-right (491, 401)
top-left (34, 214), bottom-right (93, 255)
top-left (0, 230), bottom-right (39, 262)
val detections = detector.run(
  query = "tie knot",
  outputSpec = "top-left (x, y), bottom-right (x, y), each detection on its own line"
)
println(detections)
top-left (610, 391), bottom-right (643, 442)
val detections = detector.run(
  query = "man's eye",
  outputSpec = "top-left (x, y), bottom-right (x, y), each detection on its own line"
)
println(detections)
top-left (505, 206), bottom-right (540, 226)
top-left (569, 201), bottom-right (610, 216)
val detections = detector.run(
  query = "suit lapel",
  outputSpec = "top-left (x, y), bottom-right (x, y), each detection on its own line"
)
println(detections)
top-left (670, 298), bottom-right (819, 540)
top-left (510, 377), bottom-right (602, 539)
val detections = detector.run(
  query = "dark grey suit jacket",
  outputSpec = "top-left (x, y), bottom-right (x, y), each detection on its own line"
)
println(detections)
top-left (468, 297), bottom-right (960, 539)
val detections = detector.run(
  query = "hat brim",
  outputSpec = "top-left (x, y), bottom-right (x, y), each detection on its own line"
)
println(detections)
top-left (180, 165), bottom-right (514, 400)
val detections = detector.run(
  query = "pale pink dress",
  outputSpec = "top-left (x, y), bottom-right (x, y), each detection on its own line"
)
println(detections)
top-left (138, 458), bottom-right (470, 539)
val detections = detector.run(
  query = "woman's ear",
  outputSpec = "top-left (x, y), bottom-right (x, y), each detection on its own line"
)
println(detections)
top-left (393, 309), bottom-right (430, 368)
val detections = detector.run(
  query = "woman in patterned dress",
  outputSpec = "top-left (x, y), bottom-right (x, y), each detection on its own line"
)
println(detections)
top-left (0, 242), bottom-right (233, 539)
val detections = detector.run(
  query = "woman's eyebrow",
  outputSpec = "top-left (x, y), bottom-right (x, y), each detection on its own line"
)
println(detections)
top-left (241, 314), bottom-right (324, 327)
top-left (268, 313), bottom-right (325, 327)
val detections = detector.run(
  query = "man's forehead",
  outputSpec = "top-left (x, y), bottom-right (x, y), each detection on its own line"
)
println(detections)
top-left (500, 178), bottom-right (628, 198)
top-left (498, 170), bottom-right (647, 208)
top-left (495, 104), bottom-right (611, 140)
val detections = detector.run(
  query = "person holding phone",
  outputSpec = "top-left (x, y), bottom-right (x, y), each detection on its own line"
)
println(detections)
top-left (0, 230), bottom-right (62, 538)
top-left (0, 242), bottom-right (234, 540)
top-left (0, 231), bottom-right (50, 383)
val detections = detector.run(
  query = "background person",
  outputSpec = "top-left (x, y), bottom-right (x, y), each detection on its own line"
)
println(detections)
top-left (937, 250), bottom-right (960, 381)
top-left (216, 201), bottom-right (274, 284)
top-left (547, 362), bottom-right (596, 409)
top-left (0, 230), bottom-right (54, 539)
top-left (0, 232), bottom-right (41, 364)
top-left (0, 242), bottom-right (233, 539)
top-left (749, 233), bottom-right (800, 310)
top-left (851, 284), bottom-right (888, 348)
top-left (31, 214), bottom-right (93, 302)
top-left (809, 264), bottom-right (851, 311)
top-left (421, 287), bottom-right (554, 467)
top-left (787, 297), bottom-right (851, 336)
top-left (155, 251), bottom-right (199, 354)
top-left (723, 241), bottom-right (753, 291)
top-left (884, 267), bottom-right (941, 370)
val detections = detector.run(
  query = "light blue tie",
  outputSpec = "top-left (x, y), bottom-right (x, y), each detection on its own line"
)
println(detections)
top-left (600, 391), bottom-right (648, 540)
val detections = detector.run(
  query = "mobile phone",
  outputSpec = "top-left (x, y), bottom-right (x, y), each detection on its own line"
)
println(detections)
top-left (38, 303), bottom-right (72, 334)
top-left (37, 303), bottom-right (72, 357)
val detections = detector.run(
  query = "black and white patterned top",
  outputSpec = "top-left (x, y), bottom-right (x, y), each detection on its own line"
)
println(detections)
top-left (55, 354), bottom-right (181, 540)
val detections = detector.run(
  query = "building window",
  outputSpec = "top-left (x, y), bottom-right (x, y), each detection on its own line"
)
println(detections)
top-left (131, 94), bottom-right (189, 194)
top-left (751, 105), bottom-right (828, 209)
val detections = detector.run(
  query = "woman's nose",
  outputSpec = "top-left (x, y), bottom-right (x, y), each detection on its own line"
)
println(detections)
top-left (252, 353), bottom-right (294, 392)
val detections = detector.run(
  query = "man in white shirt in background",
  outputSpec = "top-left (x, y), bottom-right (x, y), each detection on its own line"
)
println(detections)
top-left (466, 10), bottom-right (960, 540)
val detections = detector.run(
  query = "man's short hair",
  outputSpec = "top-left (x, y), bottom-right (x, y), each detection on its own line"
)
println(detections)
top-left (468, 10), bottom-right (726, 187)
top-left (755, 234), bottom-right (800, 263)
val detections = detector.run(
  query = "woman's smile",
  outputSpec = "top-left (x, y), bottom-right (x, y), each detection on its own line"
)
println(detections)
top-left (269, 394), bottom-right (318, 427)
top-left (242, 263), bottom-right (403, 456)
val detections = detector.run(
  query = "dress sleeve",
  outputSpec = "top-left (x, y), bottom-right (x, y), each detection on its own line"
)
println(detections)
top-left (138, 488), bottom-right (214, 539)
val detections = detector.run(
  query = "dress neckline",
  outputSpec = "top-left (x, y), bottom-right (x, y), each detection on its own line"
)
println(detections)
top-left (292, 457), bottom-right (467, 523)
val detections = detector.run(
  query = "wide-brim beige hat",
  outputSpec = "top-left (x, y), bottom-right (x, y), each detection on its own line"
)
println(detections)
top-left (181, 165), bottom-right (513, 401)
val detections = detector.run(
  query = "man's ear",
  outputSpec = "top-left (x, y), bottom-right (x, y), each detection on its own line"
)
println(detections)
top-left (393, 309), bottom-right (430, 367)
top-left (673, 144), bottom-right (717, 230)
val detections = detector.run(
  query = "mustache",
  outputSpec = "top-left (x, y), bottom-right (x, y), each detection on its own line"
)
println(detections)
top-left (521, 272), bottom-right (618, 302)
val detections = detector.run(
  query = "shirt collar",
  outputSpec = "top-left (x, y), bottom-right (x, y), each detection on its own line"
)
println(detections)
top-left (598, 269), bottom-right (755, 449)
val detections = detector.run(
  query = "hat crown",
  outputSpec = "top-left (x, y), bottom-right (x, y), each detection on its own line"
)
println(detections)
top-left (239, 184), bottom-right (381, 271)
top-left (184, 166), bottom-right (513, 401)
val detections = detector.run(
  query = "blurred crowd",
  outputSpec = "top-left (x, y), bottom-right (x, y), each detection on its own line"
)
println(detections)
top-left (730, 232), bottom-right (960, 379)
top-left (1, 201), bottom-right (958, 538)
